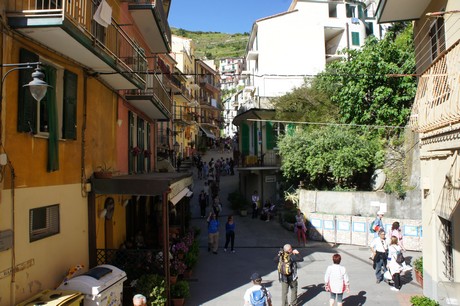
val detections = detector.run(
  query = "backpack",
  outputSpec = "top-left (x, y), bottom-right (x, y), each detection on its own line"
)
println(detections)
top-left (249, 286), bottom-right (269, 306)
top-left (369, 220), bottom-right (376, 233)
top-left (369, 220), bottom-right (380, 233)
top-left (277, 252), bottom-right (292, 276)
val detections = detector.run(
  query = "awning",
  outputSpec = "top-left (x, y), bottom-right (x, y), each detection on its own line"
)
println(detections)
top-left (199, 125), bottom-right (216, 139)
top-left (169, 187), bottom-right (191, 205)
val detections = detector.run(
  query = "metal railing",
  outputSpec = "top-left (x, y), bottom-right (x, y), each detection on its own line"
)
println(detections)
top-left (410, 39), bottom-right (460, 133)
top-left (96, 248), bottom-right (162, 281)
top-left (125, 73), bottom-right (172, 113)
top-left (9, 0), bottom-right (147, 85)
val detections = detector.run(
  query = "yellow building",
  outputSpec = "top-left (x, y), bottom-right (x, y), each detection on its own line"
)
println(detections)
top-left (1, 0), bottom-right (191, 304)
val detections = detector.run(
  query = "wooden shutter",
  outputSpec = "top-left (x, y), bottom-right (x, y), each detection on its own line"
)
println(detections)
top-left (128, 112), bottom-right (134, 173)
top-left (62, 70), bottom-right (78, 139)
top-left (241, 123), bottom-right (249, 155)
top-left (266, 121), bottom-right (275, 150)
top-left (17, 48), bottom-right (39, 133)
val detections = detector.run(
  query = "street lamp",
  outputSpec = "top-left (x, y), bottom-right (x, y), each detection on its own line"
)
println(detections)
top-left (173, 141), bottom-right (180, 153)
top-left (1, 62), bottom-right (50, 103)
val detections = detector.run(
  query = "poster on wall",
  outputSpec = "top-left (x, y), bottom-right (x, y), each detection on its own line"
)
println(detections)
top-left (324, 220), bottom-right (334, 230)
top-left (353, 222), bottom-right (366, 232)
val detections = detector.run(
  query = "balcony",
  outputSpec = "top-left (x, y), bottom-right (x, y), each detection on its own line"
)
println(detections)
top-left (128, 0), bottom-right (171, 53)
top-left (125, 73), bottom-right (172, 121)
top-left (7, 0), bottom-right (146, 90)
top-left (409, 40), bottom-right (460, 133)
top-left (238, 150), bottom-right (281, 169)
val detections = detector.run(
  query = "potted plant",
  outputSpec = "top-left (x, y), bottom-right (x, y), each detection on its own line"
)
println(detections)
top-left (134, 274), bottom-right (167, 306)
top-left (171, 241), bottom-right (189, 259)
top-left (414, 256), bottom-right (423, 287)
top-left (94, 163), bottom-right (113, 179)
top-left (410, 295), bottom-right (439, 306)
top-left (170, 258), bottom-right (187, 277)
top-left (170, 280), bottom-right (190, 306)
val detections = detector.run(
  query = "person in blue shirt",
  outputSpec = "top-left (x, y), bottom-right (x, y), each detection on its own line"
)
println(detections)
top-left (373, 211), bottom-right (385, 237)
top-left (224, 215), bottom-right (236, 253)
top-left (207, 212), bottom-right (219, 254)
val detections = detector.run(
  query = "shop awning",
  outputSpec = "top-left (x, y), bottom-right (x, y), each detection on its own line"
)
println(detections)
top-left (199, 125), bottom-right (216, 139)
top-left (169, 187), bottom-right (191, 205)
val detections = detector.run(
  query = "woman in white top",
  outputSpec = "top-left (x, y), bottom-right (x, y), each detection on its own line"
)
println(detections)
top-left (324, 253), bottom-right (350, 306)
top-left (387, 236), bottom-right (403, 291)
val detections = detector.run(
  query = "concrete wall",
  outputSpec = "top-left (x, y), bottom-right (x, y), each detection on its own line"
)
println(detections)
top-left (305, 212), bottom-right (422, 251)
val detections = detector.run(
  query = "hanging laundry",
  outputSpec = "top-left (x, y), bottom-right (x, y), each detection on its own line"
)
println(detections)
top-left (93, 0), bottom-right (112, 28)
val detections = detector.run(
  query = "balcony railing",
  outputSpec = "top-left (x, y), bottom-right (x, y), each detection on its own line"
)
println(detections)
top-left (239, 151), bottom-right (281, 168)
top-left (410, 40), bottom-right (460, 133)
top-left (96, 248), bottom-right (162, 281)
top-left (125, 73), bottom-right (172, 110)
top-left (9, 0), bottom-right (147, 85)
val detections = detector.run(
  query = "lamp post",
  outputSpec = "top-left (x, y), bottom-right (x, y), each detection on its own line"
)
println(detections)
top-left (0, 62), bottom-right (49, 305)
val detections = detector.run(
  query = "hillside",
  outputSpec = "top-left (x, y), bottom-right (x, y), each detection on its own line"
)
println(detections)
top-left (171, 28), bottom-right (249, 61)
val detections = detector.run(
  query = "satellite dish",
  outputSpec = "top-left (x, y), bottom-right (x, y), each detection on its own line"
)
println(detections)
top-left (104, 197), bottom-right (115, 220)
top-left (371, 169), bottom-right (386, 191)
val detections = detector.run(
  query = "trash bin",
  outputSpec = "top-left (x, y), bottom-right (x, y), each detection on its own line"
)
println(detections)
top-left (16, 289), bottom-right (83, 306)
top-left (58, 264), bottom-right (127, 306)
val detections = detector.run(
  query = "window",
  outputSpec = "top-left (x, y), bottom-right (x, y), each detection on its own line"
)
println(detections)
top-left (351, 32), bottom-right (360, 46)
top-left (346, 4), bottom-right (356, 18)
top-left (17, 48), bottom-right (78, 139)
top-left (328, 3), bottom-right (337, 18)
top-left (128, 111), bottom-right (150, 174)
top-left (30, 204), bottom-right (60, 242)
top-left (430, 17), bottom-right (446, 61)
top-left (439, 217), bottom-right (453, 281)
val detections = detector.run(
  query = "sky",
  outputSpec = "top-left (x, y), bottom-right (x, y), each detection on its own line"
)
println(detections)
top-left (168, 0), bottom-right (292, 34)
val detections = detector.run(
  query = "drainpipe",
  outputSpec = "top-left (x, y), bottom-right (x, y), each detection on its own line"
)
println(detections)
top-left (9, 161), bottom-right (16, 305)
top-left (163, 188), bottom-right (172, 303)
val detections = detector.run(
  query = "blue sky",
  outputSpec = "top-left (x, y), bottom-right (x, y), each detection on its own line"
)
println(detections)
top-left (168, 0), bottom-right (292, 34)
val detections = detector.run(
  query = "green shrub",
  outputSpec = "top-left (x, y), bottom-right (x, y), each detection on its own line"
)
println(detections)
top-left (228, 190), bottom-right (250, 211)
top-left (171, 280), bottom-right (190, 298)
top-left (283, 209), bottom-right (298, 224)
top-left (414, 256), bottom-right (423, 274)
top-left (134, 274), bottom-right (167, 306)
top-left (410, 295), bottom-right (439, 306)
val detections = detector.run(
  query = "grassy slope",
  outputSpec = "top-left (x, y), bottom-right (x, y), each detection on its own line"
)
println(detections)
top-left (171, 28), bottom-right (249, 61)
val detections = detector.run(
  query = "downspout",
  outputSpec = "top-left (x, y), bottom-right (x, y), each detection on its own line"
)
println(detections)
top-left (163, 188), bottom-right (172, 303)
top-left (9, 161), bottom-right (16, 305)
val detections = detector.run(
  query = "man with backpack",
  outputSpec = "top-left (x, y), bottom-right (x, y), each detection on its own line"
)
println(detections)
top-left (243, 272), bottom-right (272, 306)
top-left (275, 244), bottom-right (304, 306)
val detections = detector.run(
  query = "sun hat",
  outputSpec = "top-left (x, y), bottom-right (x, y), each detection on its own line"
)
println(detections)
top-left (377, 210), bottom-right (385, 215)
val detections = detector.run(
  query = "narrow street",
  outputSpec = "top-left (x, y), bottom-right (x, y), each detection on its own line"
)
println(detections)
top-left (185, 149), bottom-right (423, 306)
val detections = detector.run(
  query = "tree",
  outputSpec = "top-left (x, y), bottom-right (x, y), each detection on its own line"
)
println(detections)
top-left (278, 126), bottom-right (384, 190)
top-left (316, 24), bottom-right (416, 127)
top-left (271, 78), bottom-right (339, 124)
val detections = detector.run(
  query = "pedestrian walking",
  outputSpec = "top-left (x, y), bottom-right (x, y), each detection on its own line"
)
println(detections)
top-left (251, 190), bottom-right (260, 219)
top-left (207, 212), bottom-right (219, 254)
top-left (324, 253), bottom-right (350, 306)
top-left (371, 211), bottom-right (385, 237)
top-left (132, 294), bottom-right (147, 306)
top-left (199, 190), bottom-right (207, 218)
top-left (243, 272), bottom-right (272, 306)
top-left (212, 196), bottom-right (222, 219)
top-left (370, 229), bottom-right (388, 283)
top-left (387, 221), bottom-right (412, 271)
top-left (295, 209), bottom-right (307, 246)
top-left (224, 215), bottom-right (236, 253)
top-left (387, 236), bottom-right (404, 291)
top-left (203, 182), bottom-right (210, 207)
top-left (275, 244), bottom-right (304, 306)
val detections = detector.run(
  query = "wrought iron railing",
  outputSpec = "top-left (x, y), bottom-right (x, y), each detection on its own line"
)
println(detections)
top-left (96, 248), bottom-right (163, 281)
top-left (9, 0), bottom-right (147, 85)
top-left (125, 73), bottom-right (172, 113)
top-left (410, 40), bottom-right (460, 133)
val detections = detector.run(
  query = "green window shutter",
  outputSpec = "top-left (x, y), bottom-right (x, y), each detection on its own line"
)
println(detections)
top-left (137, 117), bottom-right (145, 172)
top-left (146, 123), bottom-right (151, 172)
top-left (17, 48), bottom-right (39, 133)
top-left (352, 32), bottom-right (360, 46)
top-left (253, 123), bottom-right (258, 155)
top-left (62, 70), bottom-right (78, 139)
top-left (241, 123), bottom-right (249, 155)
top-left (287, 124), bottom-right (296, 136)
top-left (43, 65), bottom-right (59, 172)
top-left (128, 112), bottom-right (134, 173)
top-left (266, 121), bottom-right (275, 150)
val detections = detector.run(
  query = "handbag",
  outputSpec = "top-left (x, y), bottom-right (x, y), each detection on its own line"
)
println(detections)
top-left (396, 253), bottom-right (405, 264)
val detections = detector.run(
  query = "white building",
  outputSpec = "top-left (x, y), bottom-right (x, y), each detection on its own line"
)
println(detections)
top-left (242, 0), bottom-right (385, 107)
top-left (219, 57), bottom-right (244, 91)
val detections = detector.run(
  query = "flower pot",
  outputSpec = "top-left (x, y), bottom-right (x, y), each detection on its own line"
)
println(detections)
top-left (94, 171), bottom-right (112, 179)
top-left (171, 298), bottom-right (185, 306)
top-left (177, 253), bottom-right (185, 260)
top-left (170, 275), bottom-right (178, 284)
top-left (183, 269), bottom-right (193, 279)
top-left (415, 269), bottom-right (423, 288)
